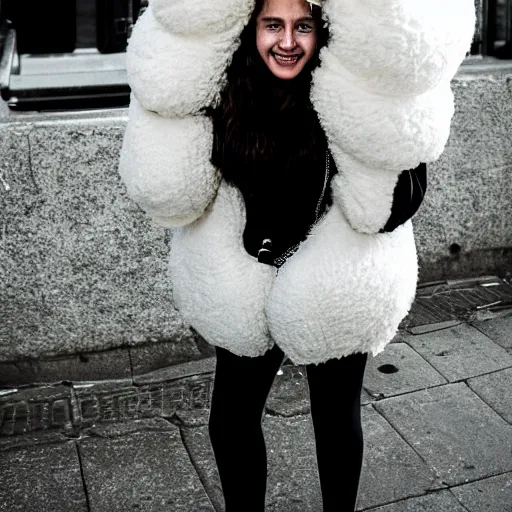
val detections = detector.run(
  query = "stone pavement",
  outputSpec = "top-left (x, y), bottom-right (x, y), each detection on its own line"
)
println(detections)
top-left (1, 276), bottom-right (512, 511)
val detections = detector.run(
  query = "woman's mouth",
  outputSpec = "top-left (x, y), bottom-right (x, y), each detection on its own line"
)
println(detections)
top-left (272, 52), bottom-right (303, 66)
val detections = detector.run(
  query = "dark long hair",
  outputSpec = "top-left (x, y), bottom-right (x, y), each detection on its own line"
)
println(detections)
top-left (207, 0), bottom-right (330, 183)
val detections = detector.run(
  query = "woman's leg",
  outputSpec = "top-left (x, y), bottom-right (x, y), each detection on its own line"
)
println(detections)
top-left (208, 343), bottom-right (285, 512)
top-left (306, 352), bottom-right (368, 512)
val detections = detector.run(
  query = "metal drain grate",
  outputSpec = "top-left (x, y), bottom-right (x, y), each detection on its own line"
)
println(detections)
top-left (401, 276), bottom-right (512, 333)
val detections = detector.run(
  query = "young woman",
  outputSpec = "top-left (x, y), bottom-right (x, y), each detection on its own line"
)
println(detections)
top-left (119, 0), bottom-right (475, 510)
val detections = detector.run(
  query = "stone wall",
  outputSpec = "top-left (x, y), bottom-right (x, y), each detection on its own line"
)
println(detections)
top-left (415, 59), bottom-right (512, 282)
top-left (0, 59), bottom-right (511, 363)
top-left (0, 112), bottom-right (198, 362)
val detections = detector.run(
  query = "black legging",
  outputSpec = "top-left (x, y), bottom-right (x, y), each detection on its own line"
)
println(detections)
top-left (208, 343), bottom-right (368, 512)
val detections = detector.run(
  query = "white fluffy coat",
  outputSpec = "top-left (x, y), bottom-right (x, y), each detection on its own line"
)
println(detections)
top-left (119, 0), bottom-right (475, 364)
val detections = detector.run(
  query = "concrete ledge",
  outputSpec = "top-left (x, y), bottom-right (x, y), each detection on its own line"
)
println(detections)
top-left (0, 59), bottom-right (511, 363)
top-left (0, 336), bottom-right (215, 388)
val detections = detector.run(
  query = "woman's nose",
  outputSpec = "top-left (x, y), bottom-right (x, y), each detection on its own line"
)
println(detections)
top-left (279, 27), bottom-right (297, 50)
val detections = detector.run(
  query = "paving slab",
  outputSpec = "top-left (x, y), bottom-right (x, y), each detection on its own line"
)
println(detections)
top-left (174, 408), bottom-right (210, 427)
top-left (367, 489), bottom-right (467, 512)
top-left (406, 323), bottom-right (512, 381)
top-left (471, 312), bottom-right (512, 352)
top-left (0, 441), bottom-right (87, 512)
top-left (0, 347), bottom-right (132, 387)
top-left (356, 406), bottom-right (442, 511)
top-left (36, 347), bottom-right (132, 383)
top-left (182, 416), bottom-right (323, 511)
top-left (375, 382), bottom-right (512, 486)
top-left (468, 367), bottom-right (512, 424)
top-left (361, 389), bottom-right (374, 405)
top-left (83, 417), bottom-right (174, 438)
top-left (450, 472), bottom-right (512, 512)
top-left (364, 343), bottom-right (447, 398)
top-left (0, 430), bottom-right (68, 452)
top-left (133, 358), bottom-right (215, 385)
top-left (180, 426), bottom-right (225, 512)
top-left (129, 339), bottom-right (204, 376)
top-left (78, 420), bottom-right (214, 511)
top-left (265, 363), bottom-right (373, 415)
top-left (180, 406), bottom-right (441, 511)
top-left (0, 361), bottom-right (39, 387)
top-left (184, 404), bottom-right (440, 511)
top-left (263, 415), bottom-right (323, 511)
top-left (389, 330), bottom-right (415, 343)
top-left (266, 364), bottom-right (311, 417)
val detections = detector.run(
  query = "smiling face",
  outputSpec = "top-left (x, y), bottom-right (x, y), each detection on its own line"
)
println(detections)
top-left (256, 0), bottom-right (318, 80)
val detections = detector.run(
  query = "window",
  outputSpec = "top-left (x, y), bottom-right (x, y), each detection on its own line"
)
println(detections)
top-left (0, 1), bottom-right (509, 113)
top-left (0, 1), bottom-right (147, 112)
top-left (478, 0), bottom-right (512, 57)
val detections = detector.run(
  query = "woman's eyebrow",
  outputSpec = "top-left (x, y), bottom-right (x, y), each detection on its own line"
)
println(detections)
top-left (260, 16), bottom-right (314, 23)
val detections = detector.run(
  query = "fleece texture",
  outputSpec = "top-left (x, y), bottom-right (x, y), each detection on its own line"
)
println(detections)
top-left (267, 204), bottom-right (418, 364)
top-left (119, 0), bottom-right (476, 364)
top-left (170, 181), bottom-right (276, 357)
top-left (119, 96), bottom-right (221, 225)
top-left (311, 0), bottom-right (475, 233)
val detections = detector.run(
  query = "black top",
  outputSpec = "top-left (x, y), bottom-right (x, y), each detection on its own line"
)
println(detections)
top-left (233, 139), bottom-right (426, 265)
top-left (234, 112), bottom-right (336, 264)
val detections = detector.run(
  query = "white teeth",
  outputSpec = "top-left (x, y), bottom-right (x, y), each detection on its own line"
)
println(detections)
top-left (274, 54), bottom-right (300, 63)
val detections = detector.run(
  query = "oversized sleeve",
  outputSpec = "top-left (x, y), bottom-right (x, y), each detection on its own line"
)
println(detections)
top-left (312, 0), bottom-right (476, 234)
top-left (118, 1), bottom-right (253, 227)
top-left (119, 96), bottom-right (221, 228)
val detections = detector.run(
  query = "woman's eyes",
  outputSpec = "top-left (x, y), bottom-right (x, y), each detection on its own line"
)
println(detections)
top-left (298, 24), bottom-right (314, 32)
top-left (266, 23), bottom-right (313, 32)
